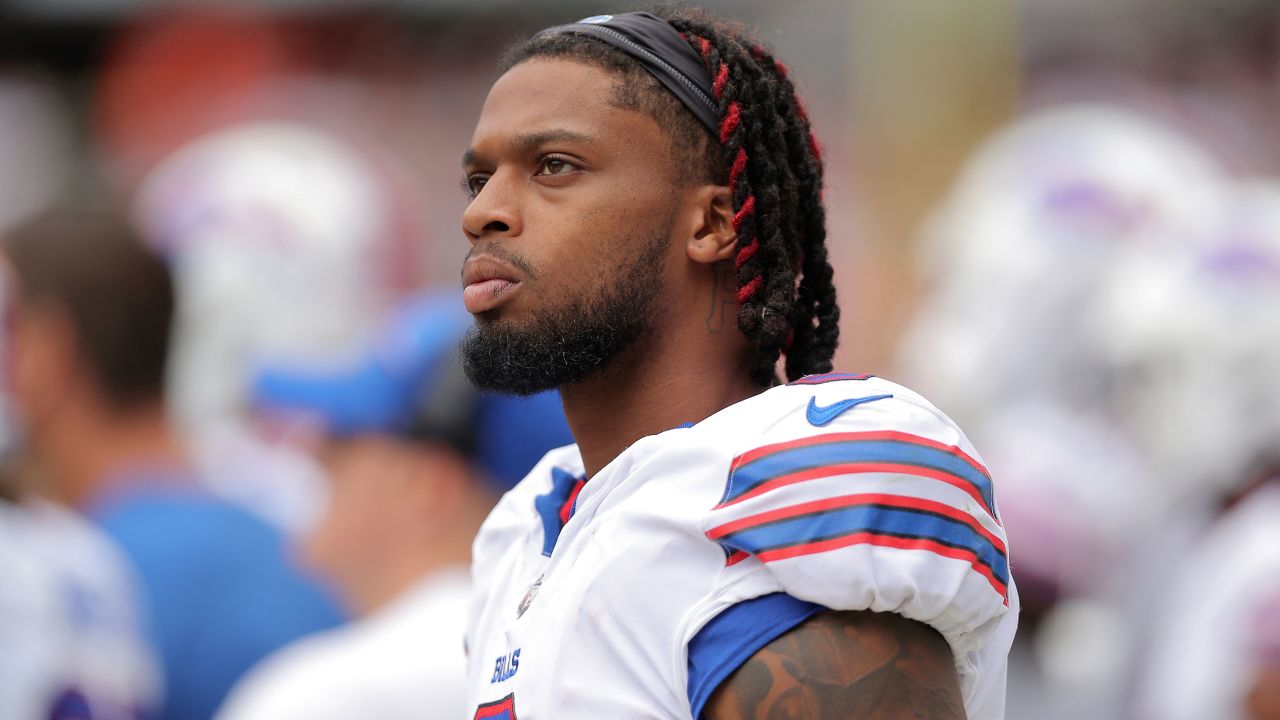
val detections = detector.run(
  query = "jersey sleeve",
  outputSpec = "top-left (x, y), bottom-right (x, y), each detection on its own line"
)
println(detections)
top-left (702, 378), bottom-right (1013, 662)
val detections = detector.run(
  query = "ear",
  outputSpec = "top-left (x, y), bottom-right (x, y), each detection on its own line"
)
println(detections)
top-left (683, 185), bottom-right (738, 265)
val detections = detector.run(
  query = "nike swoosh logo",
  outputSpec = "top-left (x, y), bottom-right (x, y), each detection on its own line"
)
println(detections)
top-left (806, 393), bottom-right (893, 426)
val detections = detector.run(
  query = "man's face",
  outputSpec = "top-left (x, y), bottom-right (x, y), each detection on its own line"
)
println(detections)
top-left (459, 58), bottom-right (687, 394)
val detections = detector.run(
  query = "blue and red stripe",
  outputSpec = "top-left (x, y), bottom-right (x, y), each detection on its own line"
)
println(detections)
top-left (534, 468), bottom-right (586, 557)
top-left (473, 694), bottom-right (517, 720)
top-left (559, 478), bottom-right (587, 525)
top-left (722, 431), bottom-right (997, 522)
top-left (708, 493), bottom-right (1009, 601)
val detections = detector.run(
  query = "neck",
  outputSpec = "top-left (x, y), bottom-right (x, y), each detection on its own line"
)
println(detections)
top-left (350, 486), bottom-right (491, 617)
top-left (562, 308), bottom-right (760, 477)
top-left (42, 400), bottom-right (187, 509)
top-left (351, 548), bottom-right (472, 618)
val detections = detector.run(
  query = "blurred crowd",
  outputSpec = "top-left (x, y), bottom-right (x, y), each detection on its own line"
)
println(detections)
top-left (902, 1), bottom-right (1280, 719)
top-left (0, 1), bottom-right (1277, 719)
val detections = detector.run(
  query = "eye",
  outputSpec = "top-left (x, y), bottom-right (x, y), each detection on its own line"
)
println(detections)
top-left (535, 155), bottom-right (579, 177)
top-left (462, 174), bottom-right (489, 199)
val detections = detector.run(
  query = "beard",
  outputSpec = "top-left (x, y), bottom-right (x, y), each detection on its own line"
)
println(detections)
top-left (461, 228), bottom-right (669, 396)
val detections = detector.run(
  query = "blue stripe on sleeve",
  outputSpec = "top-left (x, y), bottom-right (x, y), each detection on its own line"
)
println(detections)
top-left (718, 504), bottom-right (1009, 586)
top-left (729, 439), bottom-right (994, 513)
top-left (687, 593), bottom-right (825, 719)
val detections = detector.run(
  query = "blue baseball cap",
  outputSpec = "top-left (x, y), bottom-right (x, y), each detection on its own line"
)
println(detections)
top-left (251, 290), bottom-right (573, 492)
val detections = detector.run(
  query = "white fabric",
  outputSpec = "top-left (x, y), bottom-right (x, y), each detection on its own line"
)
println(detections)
top-left (465, 376), bottom-right (1018, 719)
top-left (0, 500), bottom-right (160, 719)
top-left (215, 568), bottom-right (471, 720)
top-left (1137, 484), bottom-right (1280, 720)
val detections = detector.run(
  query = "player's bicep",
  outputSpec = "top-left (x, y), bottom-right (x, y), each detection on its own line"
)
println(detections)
top-left (703, 609), bottom-right (964, 720)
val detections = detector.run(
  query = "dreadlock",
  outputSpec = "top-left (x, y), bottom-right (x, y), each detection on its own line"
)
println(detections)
top-left (501, 6), bottom-right (839, 387)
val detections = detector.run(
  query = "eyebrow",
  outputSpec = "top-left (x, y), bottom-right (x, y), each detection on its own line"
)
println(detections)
top-left (461, 128), bottom-right (597, 168)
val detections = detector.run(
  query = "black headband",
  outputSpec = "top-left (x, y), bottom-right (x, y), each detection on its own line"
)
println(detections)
top-left (535, 12), bottom-right (720, 136)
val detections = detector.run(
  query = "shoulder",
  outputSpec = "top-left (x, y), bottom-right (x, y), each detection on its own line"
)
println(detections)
top-left (215, 629), bottom-right (360, 720)
top-left (25, 500), bottom-right (143, 586)
top-left (0, 501), bottom-right (162, 716)
top-left (684, 375), bottom-right (1016, 718)
top-left (92, 486), bottom-right (280, 554)
top-left (218, 626), bottom-right (455, 720)
top-left (702, 374), bottom-right (991, 511)
top-left (221, 574), bottom-right (471, 720)
top-left (92, 486), bottom-right (302, 575)
top-left (701, 373), bottom-right (964, 442)
top-left (93, 487), bottom-right (345, 630)
top-left (701, 372), bottom-right (1012, 649)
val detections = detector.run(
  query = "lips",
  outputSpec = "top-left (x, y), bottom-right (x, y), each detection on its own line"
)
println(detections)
top-left (462, 256), bottom-right (523, 314)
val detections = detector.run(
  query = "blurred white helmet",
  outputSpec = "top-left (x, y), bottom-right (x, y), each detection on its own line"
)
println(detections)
top-left (134, 121), bottom-right (412, 531)
top-left (1096, 180), bottom-right (1280, 498)
top-left (901, 103), bottom-right (1226, 427)
top-left (135, 121), bottom-right (403, 431)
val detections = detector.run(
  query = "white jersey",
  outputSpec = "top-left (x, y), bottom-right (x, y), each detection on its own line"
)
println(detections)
top-left (1137, 483), bottom-right (1280, 720)
top-left (0, 500), bottom-right (160, 720)
top-left (216, 568), bottom-right (470, 720)
top-left (465, 374), bottom-right (1018, 719)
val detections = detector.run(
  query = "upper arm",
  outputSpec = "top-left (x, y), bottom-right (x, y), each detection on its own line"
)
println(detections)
top-left (703, 609), bottom-right (965, 720)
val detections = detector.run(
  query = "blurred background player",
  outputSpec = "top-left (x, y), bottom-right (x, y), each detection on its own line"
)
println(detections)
top-left (900, 0), bottom-right (1280, 717)
top-left (0, 255), bottom-right (161, 720)
top-left (133, 119), bottom-right (416, 534)
top-left (0, 484), bottom-right (162, 720)
top-left (1, 210), bottom-right (346, 720)
top-left (214, 291), bottom-right (571, 720)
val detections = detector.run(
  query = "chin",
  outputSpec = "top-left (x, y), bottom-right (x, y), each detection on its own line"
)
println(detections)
top-left (471, 306), bottom-right (523, 329)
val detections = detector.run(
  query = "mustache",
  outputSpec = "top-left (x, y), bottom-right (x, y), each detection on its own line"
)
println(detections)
top-left (464, 243), bottom-right (537, 280)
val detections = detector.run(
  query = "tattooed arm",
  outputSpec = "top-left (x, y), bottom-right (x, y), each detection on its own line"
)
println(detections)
top-left (704, 610), bottom-right (965, 720)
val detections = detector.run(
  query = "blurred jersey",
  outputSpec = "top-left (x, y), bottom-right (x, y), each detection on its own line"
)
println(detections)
top-left (215, 569), bottom-right (469, 720)
top-left (466, 374), bottom-right (1017, 719)
top-left (87, 470), bottom-right (346, 720)
top-left (0, 499), bottom-right (160, 720)
top-left (1137, 483), bottom-right (1280, 720)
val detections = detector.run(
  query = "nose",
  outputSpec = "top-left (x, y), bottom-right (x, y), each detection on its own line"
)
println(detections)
top-left (462, 169), bottom-right (522, 243)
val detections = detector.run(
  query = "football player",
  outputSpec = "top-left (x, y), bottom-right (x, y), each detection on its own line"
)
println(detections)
top-left (0, 257), bottom-right (160, 720)
top-left (2, 212), bottom-right (346, 720)
top-left (215, 292), bottom-right (572, 720)
top-left (458, 8), bottom-right (1017, 719)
